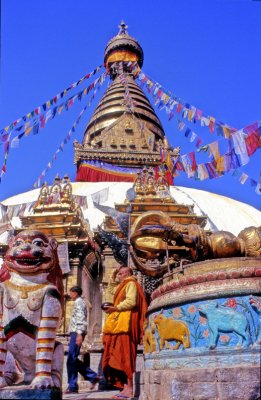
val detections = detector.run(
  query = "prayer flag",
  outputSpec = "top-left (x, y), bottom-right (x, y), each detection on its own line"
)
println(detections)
top-left (195, 138), bottom-right (203, 148)
top-left (195, 109), bottom-right (202, 120)
top-left (33, 123), bottom-right (39, 135)
top-left (176, 103), bottom-right (182, 113)
top-left (255, 184), bottom-right (261, 195)
top-left (91, 188), bottom-right (109, 205)
top-left (245, 128), bottom-right (261, 156)
top-left (209, 117), bottom-right (215, 133)
top-left (197, 164), bottom-right (209, 180)
top-left (232, 129), bottom-right (249, 166)
top-left (223, 126), bottom-right (232, 139)
top-left (215, 156), bottom-right (224, 173)
top-left (11, 136), bottom-right (20, 148)
top-left (190, 132), bottom-right (197, 143)
top-left (205, 162), bottom-right (217, 179)
top-left (178, 121), bottom-right (185, 131)
top-left (201, 116), bottom-right (210, 127)
top-left (184, 128), bottom-right (191, 138)
top-left (209, 141), bottom-right (220, 161)
top-left (250, 179), bottom-right (257, 187)
top-left (239, 173), bottom-right (248, 185)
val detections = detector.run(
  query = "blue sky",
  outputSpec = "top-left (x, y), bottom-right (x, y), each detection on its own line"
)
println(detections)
top-left (0, 0), bottom-right (260, 210)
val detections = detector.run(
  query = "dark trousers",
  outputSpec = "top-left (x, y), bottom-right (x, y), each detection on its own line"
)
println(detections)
top-left (67, 332), bottom-right (97, 391)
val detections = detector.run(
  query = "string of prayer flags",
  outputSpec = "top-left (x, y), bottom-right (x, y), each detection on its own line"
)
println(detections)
top-left (116, 63), bottom-right (261, 164)
top-left (0, 65), bottom-right (103, 139)
top-left (0, 135), bottom-right (11, 183)
top-left (136, 68), bottom-right (239, 139)
top-left (171, 122), bottom-right (260, 186)
top-left (9, 71), bottom-right (107, 149)
top-left (230, 170), bottom-right (261, 195)
top-left (32, 74), bottom-right (104, 189)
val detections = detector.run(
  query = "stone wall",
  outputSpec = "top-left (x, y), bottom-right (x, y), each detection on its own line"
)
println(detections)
top-left (139, 366), bottom-right (260, 400)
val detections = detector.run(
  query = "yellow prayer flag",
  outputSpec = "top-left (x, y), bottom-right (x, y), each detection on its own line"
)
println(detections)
top-left (215, 156), bottom-right (224, 173)
top-left (163, 94), bottom-right (170, 104)
top-left (209, 142), bottom-right (220, 161)
top-left (166, 152), bottom-right (173, 171)
top-left (188, 110), bottom-right (194, 121)
top-left (25, 127), bottom-right (33, 136)
top-left (223, 126), bottom-right (231, 139)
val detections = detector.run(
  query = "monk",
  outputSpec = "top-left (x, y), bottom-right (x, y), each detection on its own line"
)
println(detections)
top-left (102, 266), bottom-right (147, 399)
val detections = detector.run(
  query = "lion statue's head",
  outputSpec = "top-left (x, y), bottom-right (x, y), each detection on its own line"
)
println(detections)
top-left (1, 230), bottom-right (64, 303)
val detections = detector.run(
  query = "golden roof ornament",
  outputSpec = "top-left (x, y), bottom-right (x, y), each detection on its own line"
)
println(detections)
top-left (104, 20), bottom-right (144, 74)
top-left (118, 20), bottom-right (128, 35)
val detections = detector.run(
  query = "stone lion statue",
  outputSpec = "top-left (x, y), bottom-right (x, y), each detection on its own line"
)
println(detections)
top-left (0, 230), bottom-right (64, 389)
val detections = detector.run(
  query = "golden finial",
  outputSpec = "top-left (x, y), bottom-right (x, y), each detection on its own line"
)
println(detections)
top-left (118, 20), bottom-right (128, 35)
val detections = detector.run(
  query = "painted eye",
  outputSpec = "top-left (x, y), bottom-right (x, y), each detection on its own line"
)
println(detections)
top-left (14, 239), bottom-right (24, 246)
top-left (32, 238), bottom-right (45, 247)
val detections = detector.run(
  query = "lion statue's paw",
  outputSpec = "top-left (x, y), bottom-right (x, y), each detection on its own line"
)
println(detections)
top-left (0, 376), bottom-right (8, 388)
top-left (30, 376), bottom-right (54, 389)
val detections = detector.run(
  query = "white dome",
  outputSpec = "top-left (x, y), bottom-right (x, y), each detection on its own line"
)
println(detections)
top-left (1, 182), bottom-right (260, 239)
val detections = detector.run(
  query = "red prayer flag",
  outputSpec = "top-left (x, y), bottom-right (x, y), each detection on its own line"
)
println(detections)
top-left (176, 103), bottom-right (182, 113)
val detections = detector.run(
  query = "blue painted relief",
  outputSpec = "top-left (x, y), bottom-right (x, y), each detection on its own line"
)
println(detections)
top-left (198, 302), bottom-right (250, 349)
top-left (147, 295), bottom-right (261, 352)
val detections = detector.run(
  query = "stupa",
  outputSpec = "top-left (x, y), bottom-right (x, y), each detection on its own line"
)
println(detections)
top-left (0, 22), bottom-right (260, 400)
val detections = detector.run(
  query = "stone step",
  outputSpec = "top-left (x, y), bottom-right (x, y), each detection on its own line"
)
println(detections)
top-left (63, 389), bottom-right (137, 399)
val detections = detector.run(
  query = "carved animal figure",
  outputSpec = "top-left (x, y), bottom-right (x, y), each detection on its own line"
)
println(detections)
top-left (153, 311), bottom-right (190, 350)
top-left (198, 302), bottom-right (250, 349)
top-left (143, 319), bottom-right (157, 353)
top-left (0, 230), bottom-right (64, 389)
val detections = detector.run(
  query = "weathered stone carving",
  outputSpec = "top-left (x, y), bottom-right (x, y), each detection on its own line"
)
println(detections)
top-left (0, 230), bottom-right (64, 389)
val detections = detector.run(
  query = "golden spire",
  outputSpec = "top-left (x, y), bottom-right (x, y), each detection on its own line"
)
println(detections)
top-left (118, 20), bottom-right (128, 34)
top-left (74, 24), bottom-right (180, 174)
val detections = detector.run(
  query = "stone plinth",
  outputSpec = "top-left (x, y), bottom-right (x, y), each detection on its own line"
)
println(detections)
top-left (140, 365), bottom-right (260, 400)
top-left (0, 386), bottom-right (61, 400)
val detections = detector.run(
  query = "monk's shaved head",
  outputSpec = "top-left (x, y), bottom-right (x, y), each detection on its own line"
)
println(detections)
top-left (117, 266), bottom-right (133, 282)
top-left (119, 266), bottom-right (133, 275)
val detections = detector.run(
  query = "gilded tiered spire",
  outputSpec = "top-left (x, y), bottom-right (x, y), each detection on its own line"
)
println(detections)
top-left (74, 23), bottom-right (179, 182)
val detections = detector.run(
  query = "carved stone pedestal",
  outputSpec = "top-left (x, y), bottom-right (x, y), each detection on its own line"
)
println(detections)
top-left (0, 386), bottom-right (61, 400)
top-left (142, 258), bottom-right (261, 400)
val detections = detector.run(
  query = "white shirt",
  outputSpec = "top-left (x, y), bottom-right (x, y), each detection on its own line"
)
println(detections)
top-left (69, 297), bottom-right (87, 335)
